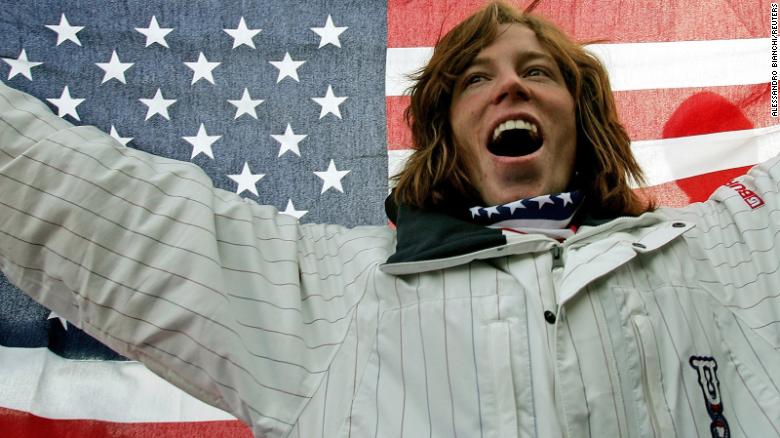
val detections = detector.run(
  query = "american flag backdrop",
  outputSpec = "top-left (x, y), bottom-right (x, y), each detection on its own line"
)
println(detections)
top-left (0, 0), bottom-right (775, 436)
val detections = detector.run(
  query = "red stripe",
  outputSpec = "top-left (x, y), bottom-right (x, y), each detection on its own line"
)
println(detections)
top-left (386, 83), bottom-right (772, 149)
top-left (387, 96), bottom-right (411, 150)
top-left (0, 407), bottom-right (252, 438)
top-left (388, 0), bottom-right (769, 48)
top-left (640, 166), bottom-right (752, 206)
top-left (617, 83), bottom-right (770, 140)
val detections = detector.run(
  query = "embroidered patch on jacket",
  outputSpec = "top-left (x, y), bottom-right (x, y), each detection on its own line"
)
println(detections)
top-left (689, 355), bottom-right (731, 438)
top-left (725, 180), bottom-right (765, 209)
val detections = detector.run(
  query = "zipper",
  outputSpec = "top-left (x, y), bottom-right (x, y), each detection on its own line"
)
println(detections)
top-left (551, 245), bottom-right (563, 269)
top-left (630, 315), bottom-right (673, 436)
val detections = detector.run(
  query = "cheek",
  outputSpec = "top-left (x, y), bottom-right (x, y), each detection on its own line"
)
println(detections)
top-left (556, 99), bottom-right (577, 157)
top-left (557, 141), bottom-right (578, 189)
top-left (451, 96), bottom-right (482, 134)
top-left (449, 110), bottom-right (469, 147)
top-left (456, 139), bottom-right (482, 181)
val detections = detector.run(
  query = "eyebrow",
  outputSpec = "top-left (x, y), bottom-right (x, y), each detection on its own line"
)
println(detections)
top-left (466, 50), bottom-right (556, 70)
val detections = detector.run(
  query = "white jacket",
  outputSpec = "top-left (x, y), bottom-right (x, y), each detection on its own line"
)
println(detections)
top-left (1, 81), bottom-right (779, 437)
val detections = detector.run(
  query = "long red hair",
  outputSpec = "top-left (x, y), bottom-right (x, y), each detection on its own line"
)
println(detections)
top-left (392, 1), bottom-right (653, 218)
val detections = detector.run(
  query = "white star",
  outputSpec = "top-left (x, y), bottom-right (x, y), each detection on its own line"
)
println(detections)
top-left (312, 85), bottom-right (347, 119)
top-left (280, 199), bottom-right (307, 220)
top-left (45, 14), bottom-right (84, 47)
top-left (559, 192), bottom-right (573, 206)
top-left (310, 15), bottom-right (347, 48)
top-left (139, 88), bottom-right (176, 120)
top-left (227, 88), bottom-right (264, 119)
top-left (184, 52), bottom-right (220, 85)
top-left (47, 311), bottom-right (68, 330)
top-left (135, 16), bottom-right (173, 48)
top-left (95, 50), bottom-right (133, 84)
top-left (109, 125), bottom-right (133, 146)
top-left (182, 123), bottom-right (221, 159)
top-left (314, 159), bottom-right (350, 194)
top-left (223, 17), bottom-right (261, 49)
top-left (505, 199), bottom-right (526, 214)
top-left (469, 206), bottom-right (482, 218)
top-left (2, 49), bottom-right (42, 80)
top-left (46, 86), bottom-right (84, 121)
top-left (228, 162), bottom-right (264, 196)
top-left (271, 124), bottom-right (307, 157)
top-left (530, 195), bottom-right (555, 208)
top-left (269, 52), bottom-right (305, 83)
top-left (484, 206), bottom-right (500, 218)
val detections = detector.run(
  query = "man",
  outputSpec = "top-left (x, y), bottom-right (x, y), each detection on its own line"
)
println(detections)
top-left (0, 2), bottom-right (778, 437)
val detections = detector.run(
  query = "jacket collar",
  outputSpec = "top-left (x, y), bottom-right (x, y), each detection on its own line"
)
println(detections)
top-left (385, 204), bottom-right (507, 265)
top-left (382, 203), bottom-right (563, 275)
top-left (381, 198), bottom-right (692, 276)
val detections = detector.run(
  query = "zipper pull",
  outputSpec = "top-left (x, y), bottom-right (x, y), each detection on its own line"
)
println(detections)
top-left (552, 245), bottom-right (563, 269)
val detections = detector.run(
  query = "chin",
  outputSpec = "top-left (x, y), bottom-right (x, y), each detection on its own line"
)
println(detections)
top-left (497, 186), bottom-right (541, 203)
top-left (484, 191), bottom-right (532, 206)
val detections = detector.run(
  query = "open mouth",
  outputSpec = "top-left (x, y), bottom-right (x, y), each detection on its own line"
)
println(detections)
top-left (488, 119), bottom-right (543, 157)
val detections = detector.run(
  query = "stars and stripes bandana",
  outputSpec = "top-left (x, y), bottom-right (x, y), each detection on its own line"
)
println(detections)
top-left (468, 191), bottom-right (584, 239)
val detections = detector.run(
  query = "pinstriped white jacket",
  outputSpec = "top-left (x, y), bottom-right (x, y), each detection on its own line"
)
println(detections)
top-left (2, 81), bottom-right (780, 438)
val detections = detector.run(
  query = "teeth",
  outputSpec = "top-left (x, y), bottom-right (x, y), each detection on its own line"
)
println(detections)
top-left (493, 119), bottom-right (538, 141)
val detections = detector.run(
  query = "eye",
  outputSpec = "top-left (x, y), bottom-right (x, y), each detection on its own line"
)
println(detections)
top-left (463, 72), bottom-right (489, 86)
top-left (525, 67), bottom-right (550, 78)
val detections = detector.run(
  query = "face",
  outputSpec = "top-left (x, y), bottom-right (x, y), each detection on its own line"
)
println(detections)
top-left (449, 24), bottom-right (577, 206)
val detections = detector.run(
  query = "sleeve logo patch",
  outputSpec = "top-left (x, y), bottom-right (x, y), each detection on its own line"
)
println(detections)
top-left (725, 180), bottom-right (765, 209)
top-left (690, 355), bottom-right (731, 438)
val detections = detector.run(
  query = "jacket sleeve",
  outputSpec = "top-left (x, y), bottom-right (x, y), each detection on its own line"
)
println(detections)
top-left (0, 81), bottom-right (394, 434)
top-left (668, 152), bottom-right (780, 349)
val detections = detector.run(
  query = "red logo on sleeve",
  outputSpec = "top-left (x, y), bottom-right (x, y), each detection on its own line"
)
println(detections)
top-left (724, 181), bottom-right (765, 209)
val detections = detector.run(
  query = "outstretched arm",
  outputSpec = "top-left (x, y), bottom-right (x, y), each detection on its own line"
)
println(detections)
top-left (0, 81), bottom-right (394, 435)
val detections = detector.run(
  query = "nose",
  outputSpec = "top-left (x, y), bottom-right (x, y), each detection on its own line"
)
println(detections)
top-left (492, 71), bottom-right (531, 105)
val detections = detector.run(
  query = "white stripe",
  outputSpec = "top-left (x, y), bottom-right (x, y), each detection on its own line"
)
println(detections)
top-left (632, 124), bottom-right (780, 187)
top-left (388, 149), bottom-right (413, 184)
top-left (386, 47), bottom-right (433, 96)
top-left (491, 218), bottom-right (574, 230)
top-left (386, 38), bottom-right (768, 96)
top-left (0, 345), bottom-right (234, 422)
top-left (388, 125), bottom-right (780, 188)
top-left (588, 38), bottom-right (768, 91)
